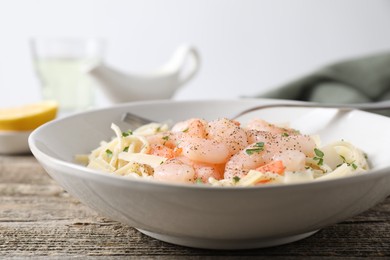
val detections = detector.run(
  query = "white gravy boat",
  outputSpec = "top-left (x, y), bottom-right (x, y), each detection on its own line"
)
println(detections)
top-left (88, 45), bottom-right (200, 103)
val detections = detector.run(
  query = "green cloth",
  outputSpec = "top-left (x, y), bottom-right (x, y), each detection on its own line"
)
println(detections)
top-left (257, 51), bottom-right (390, 115)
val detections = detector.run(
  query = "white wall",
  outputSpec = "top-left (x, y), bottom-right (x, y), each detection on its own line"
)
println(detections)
top-left (1, 0), bottom-right (390, 108)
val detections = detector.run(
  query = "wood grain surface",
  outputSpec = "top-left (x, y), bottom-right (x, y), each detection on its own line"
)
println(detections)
top-left (1, 155), bottom-right (389, 258)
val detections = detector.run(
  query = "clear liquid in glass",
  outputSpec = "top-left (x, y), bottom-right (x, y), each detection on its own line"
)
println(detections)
top-left (35, 57), bottom-right (98, 113)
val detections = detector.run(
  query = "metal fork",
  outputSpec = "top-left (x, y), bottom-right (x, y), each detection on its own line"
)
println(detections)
top-left (231, 99), bottom-right (390, 119)
top-left (122, 100), bottom-right (390, 126)
top-left (121, 112), bottom-right (155, 127)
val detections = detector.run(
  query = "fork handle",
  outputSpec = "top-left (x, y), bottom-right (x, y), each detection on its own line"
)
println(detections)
top-left (232, 100), bottom-right (390, 119)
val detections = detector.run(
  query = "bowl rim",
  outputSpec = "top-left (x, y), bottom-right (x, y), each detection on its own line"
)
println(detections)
top-left (28, 98), bottom-right (390, 192)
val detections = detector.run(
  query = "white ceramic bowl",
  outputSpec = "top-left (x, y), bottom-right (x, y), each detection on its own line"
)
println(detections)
top-left (29, 99), bottom-right (390, 250)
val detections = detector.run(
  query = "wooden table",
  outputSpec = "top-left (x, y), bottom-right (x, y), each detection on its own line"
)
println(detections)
top-left (1, 155), bottom-right (390, 258)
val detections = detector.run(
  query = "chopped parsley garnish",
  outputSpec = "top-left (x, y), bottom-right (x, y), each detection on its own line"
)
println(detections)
top-left (313, 148), bottom-right (324, 166)
top-left (233, 176), bottom-right (241, 183)
top-left (123, 146), bottom-right (129, 152)
top-left (245, 142), bottom-right (265, 155)
top-left (182, 128), bottom-right (189, 133)
top-left (282, 132), bottom-right (289, 137)
top-left (162, 135), bottom-right (169, 145)
top-left (105, 149), bottom-right (113, 157)
top-left (195, 178), bottom-right (203, 184)
top-left (337, 155), bottom-right (358, 170)
top-left (122, 130), bottom-right (133, 137)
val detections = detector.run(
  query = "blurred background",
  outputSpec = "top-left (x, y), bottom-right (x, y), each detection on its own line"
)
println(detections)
top-left (1, 0), bottom-right (390, 109)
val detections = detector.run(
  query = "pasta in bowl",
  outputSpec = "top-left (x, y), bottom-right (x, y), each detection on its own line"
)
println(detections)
top-left (29, 99), bottom-right (390, 250)
top-left (81, 117), bottom-right (369, 186)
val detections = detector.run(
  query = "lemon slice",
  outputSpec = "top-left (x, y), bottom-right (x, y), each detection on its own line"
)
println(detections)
top-left (0, 101), bottom-right (58, 131)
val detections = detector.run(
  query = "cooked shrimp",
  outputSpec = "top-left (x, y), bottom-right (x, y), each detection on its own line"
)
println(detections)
top-left (224, 142), bottom-right (269, 179)
top-left (225, 132), bottom-right (316, 179)
top-left (272, 150), bottom-right (307, 172)
top-left (192, 162), bottom-right (225, 182)
top-left (153, 156), bottom-right (223, 184)
top-left (171, 118), bottom-right (208, 138)
top-left (246, 118), bottom-right (299, 135)
top-left (146, 131), bottom-right (178, 149)
top-left (246, 130), bottom-right (315, 157)
top-left (255, 160), bottom-right (285, 175)
top-left (178, 136), bottom-right (230, 164)
top-left (207, 118), bottom-right (249, 156)
top-left (148, 144), bottom-right (182, 159)
top-left (153, 158), bottom-right (195, 184)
